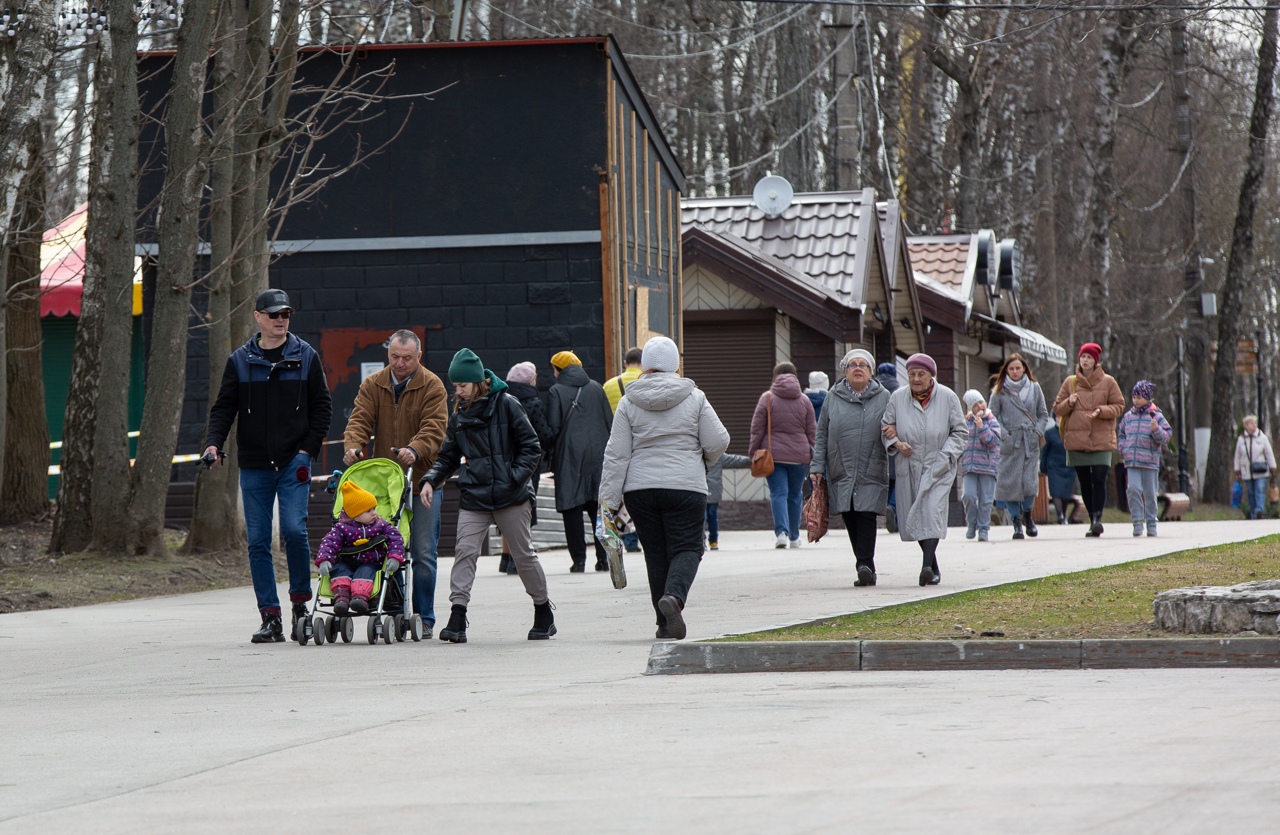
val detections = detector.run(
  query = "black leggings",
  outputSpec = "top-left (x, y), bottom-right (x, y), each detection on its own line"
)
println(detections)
top-left (918, 538), bottom-right (939, 573)
top-left (1074, 465), bottom-right (1110, 516)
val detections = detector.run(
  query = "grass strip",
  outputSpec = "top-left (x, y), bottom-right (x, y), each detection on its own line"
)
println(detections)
top-left (729, 534), bottom-right (1280, 642)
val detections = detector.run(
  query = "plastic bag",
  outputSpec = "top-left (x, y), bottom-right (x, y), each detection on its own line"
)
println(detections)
top-left (804, 475), bottom-right (829, 543)
top-left (594, 504), bottom-right (628, 589)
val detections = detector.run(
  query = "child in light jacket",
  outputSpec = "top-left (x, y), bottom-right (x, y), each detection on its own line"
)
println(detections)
top-left (1116, 380), bottom-right (1172, 537)
top-left (960, 390), bottom-right (1001, 541)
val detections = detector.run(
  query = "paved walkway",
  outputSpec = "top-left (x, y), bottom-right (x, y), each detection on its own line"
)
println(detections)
top-left (4, 520), bottom-right (1280, 832)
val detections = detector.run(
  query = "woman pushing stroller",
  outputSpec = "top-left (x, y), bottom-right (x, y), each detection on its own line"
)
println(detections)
top-left (418, 348), bottom-right (555, 643)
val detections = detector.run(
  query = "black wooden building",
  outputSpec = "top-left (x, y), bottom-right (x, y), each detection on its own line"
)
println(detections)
top-left (135, 37), bottom-right (684, 477)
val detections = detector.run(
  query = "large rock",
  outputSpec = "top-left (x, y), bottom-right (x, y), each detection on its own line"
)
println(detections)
top-left (1154, 581), bottom-right (1280, 634)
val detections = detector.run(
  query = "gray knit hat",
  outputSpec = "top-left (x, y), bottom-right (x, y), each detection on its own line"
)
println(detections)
top-left (641, 336), bottom-right (680, 373)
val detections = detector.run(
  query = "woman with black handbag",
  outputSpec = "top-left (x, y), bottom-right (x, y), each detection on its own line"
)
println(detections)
top-left (1233, 415), bottom-right (1276, 519)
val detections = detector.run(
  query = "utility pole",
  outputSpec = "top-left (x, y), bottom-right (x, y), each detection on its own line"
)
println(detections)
top-left (830, 3), bottom-right (860, 191)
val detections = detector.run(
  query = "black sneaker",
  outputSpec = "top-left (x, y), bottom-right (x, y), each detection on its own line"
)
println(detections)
top-left (439, 604), bottom-right (468, 643)
top-left (855, 564), bottom-right (877, 587)
top-left (251, 615), bottom-right (284, 644)
top-left (594, 559), bottom-right (608, 572)
top-left (918, 567), bottom-right (937, 587)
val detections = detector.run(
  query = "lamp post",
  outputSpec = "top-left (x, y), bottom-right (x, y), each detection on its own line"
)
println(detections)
top-left (1177, 335), bottom-right (1192, 497)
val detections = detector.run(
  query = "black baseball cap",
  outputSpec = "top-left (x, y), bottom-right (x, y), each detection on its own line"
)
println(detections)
top-left (255, 288), bottom-right (292, 313)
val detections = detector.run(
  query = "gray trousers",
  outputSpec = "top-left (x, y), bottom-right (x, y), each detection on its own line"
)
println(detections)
top-left (451, 501), bottom-right (548, 607)
top-left (1126, 467), bottom-right (1159, 529)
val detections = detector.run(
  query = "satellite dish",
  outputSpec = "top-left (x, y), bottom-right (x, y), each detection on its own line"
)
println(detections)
top-left (753, 175), bottom-right (794, 218)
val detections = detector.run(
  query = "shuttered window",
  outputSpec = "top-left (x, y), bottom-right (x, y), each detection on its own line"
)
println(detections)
top-left (684, 312), bottom-right (775, 456)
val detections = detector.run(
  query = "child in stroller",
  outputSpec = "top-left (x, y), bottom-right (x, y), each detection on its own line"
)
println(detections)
top-left (317, 481), bottom-right (405, 616)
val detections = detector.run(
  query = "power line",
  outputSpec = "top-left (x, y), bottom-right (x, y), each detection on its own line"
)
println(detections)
top-left (712, 0), bottom-right (1271, 11)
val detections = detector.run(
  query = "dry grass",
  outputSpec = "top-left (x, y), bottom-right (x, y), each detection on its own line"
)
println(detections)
top-left (731, 535), bottom-right (1280, 642)
top-left (0, 518), bottom-right (252, 614)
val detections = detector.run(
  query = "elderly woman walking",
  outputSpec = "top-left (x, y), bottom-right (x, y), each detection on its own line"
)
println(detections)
top-left (1233, 414), bottom-right (1276, 519)
top-left (750, 362), bottom-right (818, 549)
top-left (882, 353), bottom-right (967, 586)
top-left (988, 353), bottom-right (1050, 540)
top-left (811, 348), bottom-right (892, 587)
top-left (1052, 342), bottom-right (1125, 537)
top-left (600, 336), bottom-right (730, 640)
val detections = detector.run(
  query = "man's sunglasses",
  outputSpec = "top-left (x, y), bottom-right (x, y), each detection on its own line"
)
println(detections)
top-left (262, 309), bottom-right (291, 320)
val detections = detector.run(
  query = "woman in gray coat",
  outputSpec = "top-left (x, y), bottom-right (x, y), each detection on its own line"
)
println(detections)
top-left (811, 348), bottom-right (891, 587)
top-left (882, 353), bottom-right (967, 586)
top-left (600, 336), bottom-right (730, 640)
top-left (988, 353), bottom-right (1049, 540)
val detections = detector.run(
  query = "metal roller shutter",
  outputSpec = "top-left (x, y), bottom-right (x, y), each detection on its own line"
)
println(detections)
top-left (684, 314), bottom-right (775, 456)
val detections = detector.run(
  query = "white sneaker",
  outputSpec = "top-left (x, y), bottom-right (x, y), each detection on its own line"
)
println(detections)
top-left (775, 533), bottom-right (788, 549)
top-left (789, 538), bottom-right (801, 549)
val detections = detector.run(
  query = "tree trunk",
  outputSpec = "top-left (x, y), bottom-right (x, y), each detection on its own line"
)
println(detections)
top-left (125, 0), bottom-right (219, 556)
top-left (1, 145), bottom-right (52, 525)
top-left (1083, 9), bottom-right (1136, 356)
top-left (83, 0), bottom-right (142, 554)
top-left (1203, 4), bottom-right (1279, 505)
top-left (186, 0), bottom-right (244, 553)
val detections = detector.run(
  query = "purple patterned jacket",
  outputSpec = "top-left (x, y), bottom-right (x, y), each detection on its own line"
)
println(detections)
top-left (316, 512), bottom-right (405, 567)
top-left (961, 412), bottom-right (1001, 477)
top-left (1116, 406), bottom-right (1172, 470)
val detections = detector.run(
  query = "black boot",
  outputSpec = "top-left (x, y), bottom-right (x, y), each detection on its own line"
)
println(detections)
top-left (528, 600), bottom-right (557, 640)
top-left (658, 594), bottom-right (687, 640)
top-left (1023, 512), bottom-right (1038, 538)
top-left (251, 614), bottom-right (284, 644)
top-left (1086, 512), bottom-right (1103, 537)
top-left (569, 560), bottom-right (586, 573)
top-left (498, 553), bottom-right (513, 574)
top-left (1011, 514), bottom-right (1025, 540)
top-left (439, 603), bottom-right (468, 643)
top-left (855, 564), bottom-right (877, 587)
top-left (290, 603), bottom-right (310, 640)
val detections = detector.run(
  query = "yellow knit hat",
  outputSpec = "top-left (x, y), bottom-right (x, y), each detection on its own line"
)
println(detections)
top-left (341, 481), bottom-right (378, 518)
top-left (550, 350), bottom-right (582, 369)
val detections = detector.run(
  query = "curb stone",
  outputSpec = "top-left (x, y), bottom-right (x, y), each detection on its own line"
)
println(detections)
top-left (644, 638), bottom-right (1280, 675)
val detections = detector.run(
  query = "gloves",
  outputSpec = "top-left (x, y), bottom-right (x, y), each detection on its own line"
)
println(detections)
top-left (384, 559), bottom-right (401, 577)
top-left (316, 561), bottom-right (331, 576)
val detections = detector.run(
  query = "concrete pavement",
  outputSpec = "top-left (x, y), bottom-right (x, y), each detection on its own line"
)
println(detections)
top-left (3, 519), bottom-right (1280, 832)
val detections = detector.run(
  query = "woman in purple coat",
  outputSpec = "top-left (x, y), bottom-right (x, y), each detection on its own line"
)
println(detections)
top-left (750, 362), bottom-right (818, 549)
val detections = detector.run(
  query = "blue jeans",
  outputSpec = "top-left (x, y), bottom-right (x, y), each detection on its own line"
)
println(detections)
top-left (1246, 477), bottom-right (1268, 519)
top-left (962, 473), bottom-right (996, 533)
top-left (998, 496), bottom-right (1035, 515)
top-left (409, 490), bottom-right (441, 626)
top-left (331, 561), bottom-right (377, 582)
top-left (241, 452), bottom-right (314, 616)
top-left (1126, 467), bottom-right (1159, 529)
top-left (705, 503), bottom-right (719, 543)
top-left (765, 462), bottom-right (807, 540)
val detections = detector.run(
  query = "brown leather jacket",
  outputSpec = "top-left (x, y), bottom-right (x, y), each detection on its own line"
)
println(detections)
top-left (1052, 366), bottom-right (1125, 453)
top-left (343, 364), bottom-right (448, 484)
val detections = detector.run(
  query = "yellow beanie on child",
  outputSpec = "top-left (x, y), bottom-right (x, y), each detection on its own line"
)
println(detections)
top-left (341, 481), bottom-right (378, 518)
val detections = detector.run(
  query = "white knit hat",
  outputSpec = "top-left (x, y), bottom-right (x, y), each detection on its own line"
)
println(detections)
top-left (839, 348), bottom-right (875, 371)
top-left (807, 371), bottom-right (830, 392)
top-left (963, 389), bottom-right (985, 410)
top-left (641, 336), bottom-right (680, 373)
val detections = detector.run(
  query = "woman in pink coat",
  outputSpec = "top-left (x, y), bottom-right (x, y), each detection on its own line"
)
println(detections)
top-left (750, 362), bottom-right (818, 548)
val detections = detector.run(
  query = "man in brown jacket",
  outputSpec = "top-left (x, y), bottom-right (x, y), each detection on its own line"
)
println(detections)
top-left (343, 329), bottom-right (448, 634)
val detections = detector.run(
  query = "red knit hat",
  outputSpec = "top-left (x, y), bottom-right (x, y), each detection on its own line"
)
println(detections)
top-left (1078, 343), bottom-right (1102, 363)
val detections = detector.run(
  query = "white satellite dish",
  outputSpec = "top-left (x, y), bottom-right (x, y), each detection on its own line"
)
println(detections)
top-left (753, 174), bottom-right (794, 218)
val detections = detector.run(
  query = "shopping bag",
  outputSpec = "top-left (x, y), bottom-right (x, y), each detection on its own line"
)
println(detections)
top-left (804, 475), bottom-right (829, 543)
top-left (594, 504), bottom-right (628, 589)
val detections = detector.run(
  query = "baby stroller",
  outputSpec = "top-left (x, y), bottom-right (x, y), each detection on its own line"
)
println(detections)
top-left (300, 458), bottom-right (424, 646)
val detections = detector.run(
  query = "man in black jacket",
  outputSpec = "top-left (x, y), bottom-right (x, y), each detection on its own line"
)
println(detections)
top-left (203, 289), bottom-right (332, 643)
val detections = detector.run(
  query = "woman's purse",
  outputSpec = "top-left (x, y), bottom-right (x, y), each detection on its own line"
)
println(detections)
top-left (1249, 436), bottom-right (1268, 475)
top-left (750, 394), bottom-right (775, 477)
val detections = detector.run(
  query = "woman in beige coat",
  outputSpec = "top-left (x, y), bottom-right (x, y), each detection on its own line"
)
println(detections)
top-left (1052, 342), bottom-right (1125, 537)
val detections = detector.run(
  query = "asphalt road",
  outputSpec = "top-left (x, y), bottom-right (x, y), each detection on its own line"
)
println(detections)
top-left (4, 520), bottom-right (1278, 833)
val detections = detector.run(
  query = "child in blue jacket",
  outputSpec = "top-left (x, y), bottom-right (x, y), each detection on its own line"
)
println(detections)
top-left (1116, 380), bottom-right (1172, 537)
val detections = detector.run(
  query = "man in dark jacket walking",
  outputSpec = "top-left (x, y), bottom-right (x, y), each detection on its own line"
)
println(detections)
top-left (547, 350), bottom-right (613, 572)
top-left (203, 289), bottom-right (332, 644)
